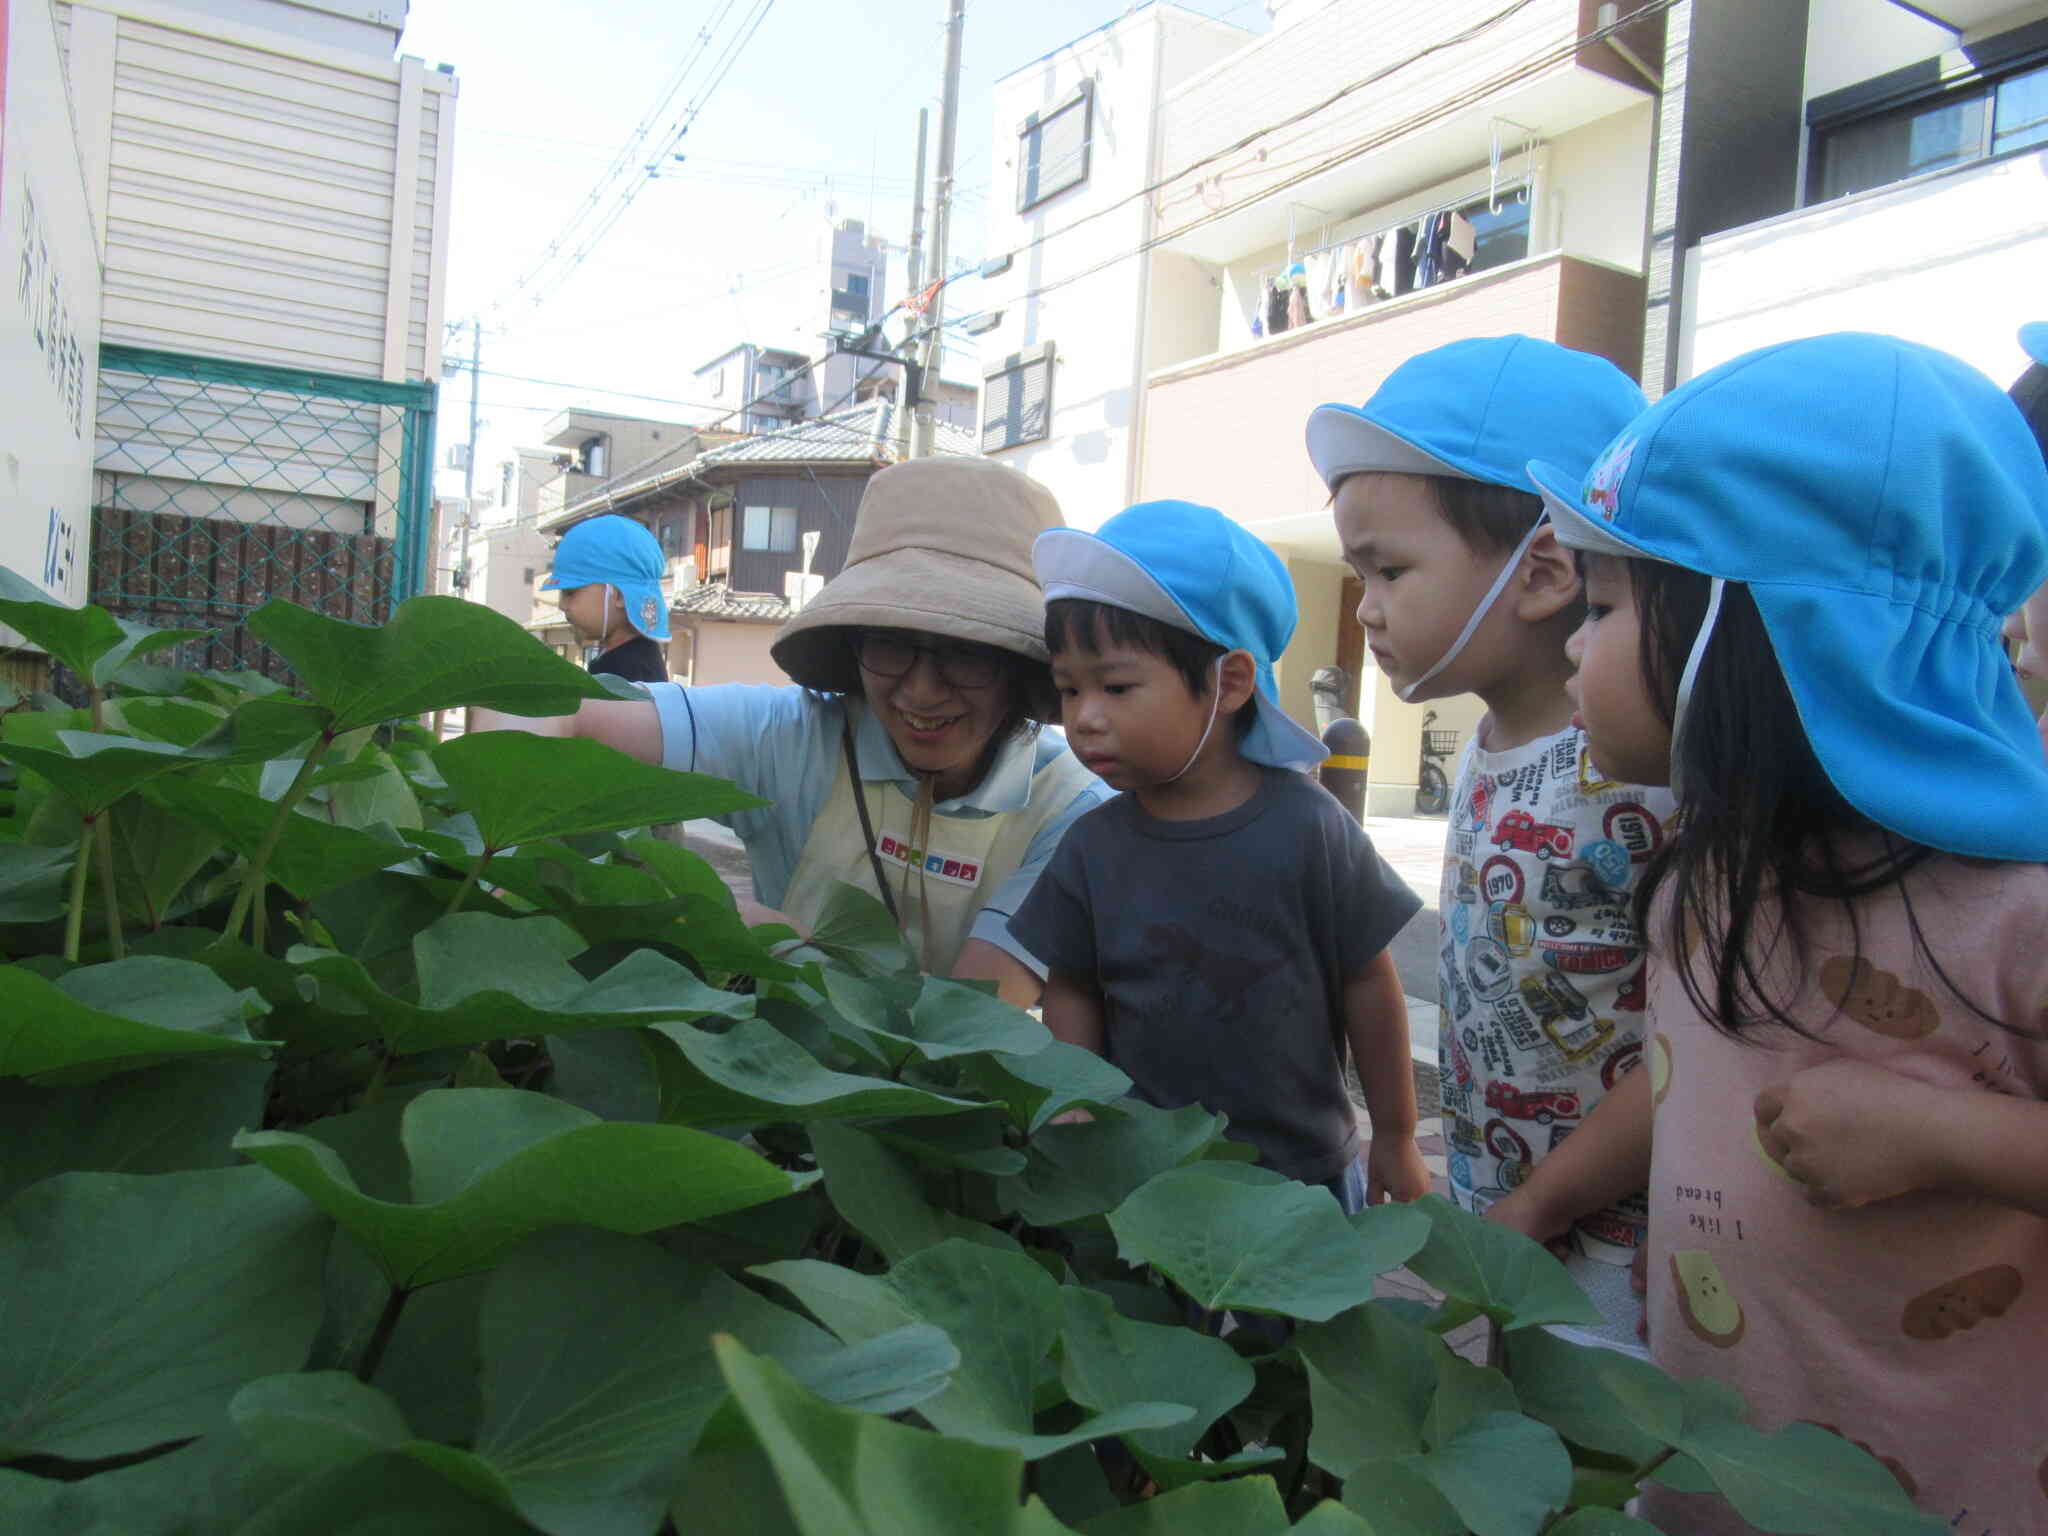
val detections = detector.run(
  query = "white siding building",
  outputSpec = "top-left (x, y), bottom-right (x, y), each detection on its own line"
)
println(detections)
top-left (41, 0), bottom-right (460, 675)
top-left (55, 0), bottom-right (454, 382)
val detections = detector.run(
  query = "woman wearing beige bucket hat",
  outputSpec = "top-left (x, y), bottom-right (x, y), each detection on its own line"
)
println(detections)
top-left (472, 456), bottom-right (1108, 1005)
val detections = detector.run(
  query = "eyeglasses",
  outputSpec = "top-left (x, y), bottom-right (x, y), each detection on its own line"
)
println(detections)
top-left (852, 630), bottom-right (1006, 689)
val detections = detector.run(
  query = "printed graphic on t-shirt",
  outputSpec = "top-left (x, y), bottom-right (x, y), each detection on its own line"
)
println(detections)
top-left (1439, 728), bottom-right (1671, 1262)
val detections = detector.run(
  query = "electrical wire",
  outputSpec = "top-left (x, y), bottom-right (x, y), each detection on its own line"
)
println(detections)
top-left (473, 0), bottom-right (781, 327)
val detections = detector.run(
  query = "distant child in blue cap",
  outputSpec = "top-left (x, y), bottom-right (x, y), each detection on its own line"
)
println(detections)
top-left (541, 514), bottom-right (671, 684)
top-left (1008, 502), bottom-right (1428, 1211)
top-left (1307, 337), bottom-right (1664, 1351)
top-left (1532, 332), bottom-right (2048, 1535)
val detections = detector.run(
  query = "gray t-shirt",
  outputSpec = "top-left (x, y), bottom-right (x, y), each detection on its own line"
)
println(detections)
top-left (1009, 767), bottom-right (1421, 1184)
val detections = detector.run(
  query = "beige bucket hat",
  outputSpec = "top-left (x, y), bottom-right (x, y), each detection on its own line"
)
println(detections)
top-left (771, 457), bottom-right (1065, 709)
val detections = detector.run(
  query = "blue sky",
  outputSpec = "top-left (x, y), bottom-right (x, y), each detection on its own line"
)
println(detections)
top-left (398, 0), bottom-right (1267, 499)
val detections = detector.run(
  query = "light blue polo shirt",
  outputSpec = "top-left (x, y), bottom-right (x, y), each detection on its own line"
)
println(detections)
top-left (648, 682), bottom-right (1110, 974)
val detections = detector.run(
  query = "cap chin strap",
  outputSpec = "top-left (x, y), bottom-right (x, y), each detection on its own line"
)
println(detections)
top-left (1161, 659), bottom-right (1224, 785)
top-left (1397, 518), bottom-right (1548, 702)
top-left (1668, 575), bottom-right (1726, 799)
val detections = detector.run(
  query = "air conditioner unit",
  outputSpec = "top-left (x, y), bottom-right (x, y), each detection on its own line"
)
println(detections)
top-left (445, 441), bottom-right (471, 471)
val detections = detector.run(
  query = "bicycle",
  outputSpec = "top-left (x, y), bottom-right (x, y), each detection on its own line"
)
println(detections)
top-left (1415, 708), bottom-right (1457, 815)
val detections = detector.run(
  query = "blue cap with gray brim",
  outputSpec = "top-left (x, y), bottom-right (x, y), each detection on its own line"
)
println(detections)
top-left (1304, 334), bottom-right (1646, 493)
top-left (1034, 502), bottom-right (1330, 771)
top-left (1528, 331), bottom-right (2048, 861)
top-left (541, 514), bottom-right (671, 641)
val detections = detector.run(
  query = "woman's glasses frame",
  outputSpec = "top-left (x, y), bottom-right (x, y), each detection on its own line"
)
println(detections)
top-left (851, 629), bottom-right (1007, 690)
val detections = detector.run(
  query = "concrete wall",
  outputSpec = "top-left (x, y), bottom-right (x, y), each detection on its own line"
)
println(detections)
top-left (1545, 103), bottom-right (1656, 274)
top-left (685, 621), bottom-right (782, 688)
top-left (1279, 556), bottom-right (1344, 745)
top-left (1363, 672), bottom-right (1488, 817)
top-left (1642, 0), bottom-right (1814, 396)
top-left (1140, 256), bottom-right (1643, 517)
top-left (1684, 147), bottom-right (2048, 389)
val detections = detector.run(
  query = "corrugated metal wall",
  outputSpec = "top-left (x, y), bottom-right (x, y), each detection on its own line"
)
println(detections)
top-left (55, 0), bottom-right (454, 385)
top-left (725, 473), bottom-right (863, 598)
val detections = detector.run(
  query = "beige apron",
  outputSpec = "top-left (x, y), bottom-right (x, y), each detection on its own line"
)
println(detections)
top-left (781, 731), bottom-right (1094, 974)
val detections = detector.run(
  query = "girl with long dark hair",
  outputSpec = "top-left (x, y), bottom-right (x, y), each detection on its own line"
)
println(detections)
top-left (1529, 332), bottom-right (2048, 1534)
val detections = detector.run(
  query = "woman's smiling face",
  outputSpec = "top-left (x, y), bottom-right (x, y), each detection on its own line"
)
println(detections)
top-left (854, 630), bottom-right (1017, 799)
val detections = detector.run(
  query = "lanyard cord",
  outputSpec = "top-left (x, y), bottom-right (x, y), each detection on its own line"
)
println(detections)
top-left (840, 711), bottom-right (901, 925)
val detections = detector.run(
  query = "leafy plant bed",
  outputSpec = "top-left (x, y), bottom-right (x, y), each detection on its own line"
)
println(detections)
top-left (0, 571), bottom-right (1938, 1535)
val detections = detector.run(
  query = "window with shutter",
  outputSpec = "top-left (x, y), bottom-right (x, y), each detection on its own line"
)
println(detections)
top-left (1016, 85), bottom-right (1092, 212)
top-left (980, 345), bottom-right (1054, 454)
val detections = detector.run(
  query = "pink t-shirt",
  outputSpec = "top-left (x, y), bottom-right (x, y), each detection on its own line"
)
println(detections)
top-left (1642, 855), bottom-right (2048, 1535)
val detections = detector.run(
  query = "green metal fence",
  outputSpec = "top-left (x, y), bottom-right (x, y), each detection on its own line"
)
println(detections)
top-left (87, 344), bottom-right (438, 683)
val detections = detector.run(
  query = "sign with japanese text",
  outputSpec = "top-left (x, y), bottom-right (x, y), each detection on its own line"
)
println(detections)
top-left (1, 0), bottom-right (102, 645)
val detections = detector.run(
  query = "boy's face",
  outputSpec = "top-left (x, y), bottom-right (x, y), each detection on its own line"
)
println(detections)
top-left (1050, 626), bottom-right (1229, 793)
top-left (1564, 555), bottom-right (1671, 786)
top-left (1332, 472), bottom-right (1518, 701)
top-left (555, 582), bottom-right (614, 644)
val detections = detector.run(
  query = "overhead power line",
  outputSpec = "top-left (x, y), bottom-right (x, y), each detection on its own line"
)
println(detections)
top-left (480, 0), bottom-right (781, 325)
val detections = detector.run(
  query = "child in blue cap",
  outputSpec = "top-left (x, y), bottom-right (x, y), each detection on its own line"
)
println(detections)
top-left (1306, 337), bottom-right (1665, 1351)
top-left (1008, 502), bottom-right (1428, 1211)
top-left (541, 514), bottom-right (671, 684)
top-left (1533, 332), bottom-right (2048, 1534)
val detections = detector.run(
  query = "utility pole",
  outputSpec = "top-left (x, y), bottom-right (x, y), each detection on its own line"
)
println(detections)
top-left (899, 107), bottom-right (928, 460)
top-left (912, 0), bottom-right (964, 460)
top-left (458, 315), bottom-right (481, 593)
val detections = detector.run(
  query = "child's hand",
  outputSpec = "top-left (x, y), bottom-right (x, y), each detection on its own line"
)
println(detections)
top-left (1366, 1137), bottom-right (1431, 1205)
top-left (1754, 1059), bottom-right (1945, 1208)
top-left (1482, 1187), bottom-right (1572, 1252)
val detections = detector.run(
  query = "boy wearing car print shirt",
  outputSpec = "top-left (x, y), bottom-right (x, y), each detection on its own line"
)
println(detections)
top-left (1308, 338), bottom-right (1675, 1352)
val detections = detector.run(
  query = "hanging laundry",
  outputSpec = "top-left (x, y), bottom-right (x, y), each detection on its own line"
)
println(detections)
top-left (1251, 307), bottom-right (1264, 339)
top-left (1351, 238), bottom-right (1377, 298)
top-left (1309, 247), bottom-right (1342, 314)
top-left (1417, 213), bottom-right (1441, 287)
top-left (1287, 282), bottom-right (1311, 330)
top-left (1392, 226), bottom-right (1417, 295)
top-left (1266, 279), bottom-right (1289, 336)
top-left (1445, 211), bottom-right (1477, 278)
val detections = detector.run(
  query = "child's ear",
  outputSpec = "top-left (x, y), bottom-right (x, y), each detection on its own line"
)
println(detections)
top-left (1216, 650), bottom-right (1259, 712)
top-left (1512, 525), bottom-right (1582, 623)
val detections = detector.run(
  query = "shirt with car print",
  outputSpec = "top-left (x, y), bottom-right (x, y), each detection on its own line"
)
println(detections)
top-left (1437, 723), bottom-right (1676, 1266)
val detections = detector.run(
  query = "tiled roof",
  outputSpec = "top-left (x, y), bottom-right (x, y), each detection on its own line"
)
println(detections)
top-left (697, 398), bottom-right (976, 466)
top-left (671, 584), bottom-right (792, 623)
top-left (545, 398), bottom-right (975, 531)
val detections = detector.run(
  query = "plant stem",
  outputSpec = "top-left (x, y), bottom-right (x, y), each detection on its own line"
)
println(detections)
top-left (224, 730), bottom-right (334, 945)
top-left (355, 1283), bottom-right (410, 1384)
top-left (94, 814), bottom-right (125, 960)
top-left (444, 848), bottom-right (495, 917)
top-left (63, 819), bottom-right (92, 963)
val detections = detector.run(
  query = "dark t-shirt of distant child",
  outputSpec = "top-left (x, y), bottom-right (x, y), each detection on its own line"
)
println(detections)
top-left (589, 635), bottom-right (668, 684)
top-left (1009, 766), bottom-right (1421, 1184)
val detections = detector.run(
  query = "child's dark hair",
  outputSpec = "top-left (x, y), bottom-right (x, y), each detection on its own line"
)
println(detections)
top-left (1044, 599), bottom-right (1255, 737)
top-left (1330, 471), bottom-right (1545, 556)
top-left (1620, 559), bottom-right (2008, 1039)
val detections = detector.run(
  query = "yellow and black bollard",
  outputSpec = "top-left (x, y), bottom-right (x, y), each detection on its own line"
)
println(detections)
top-left (1318, 717), bottom-right (1370, 823)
